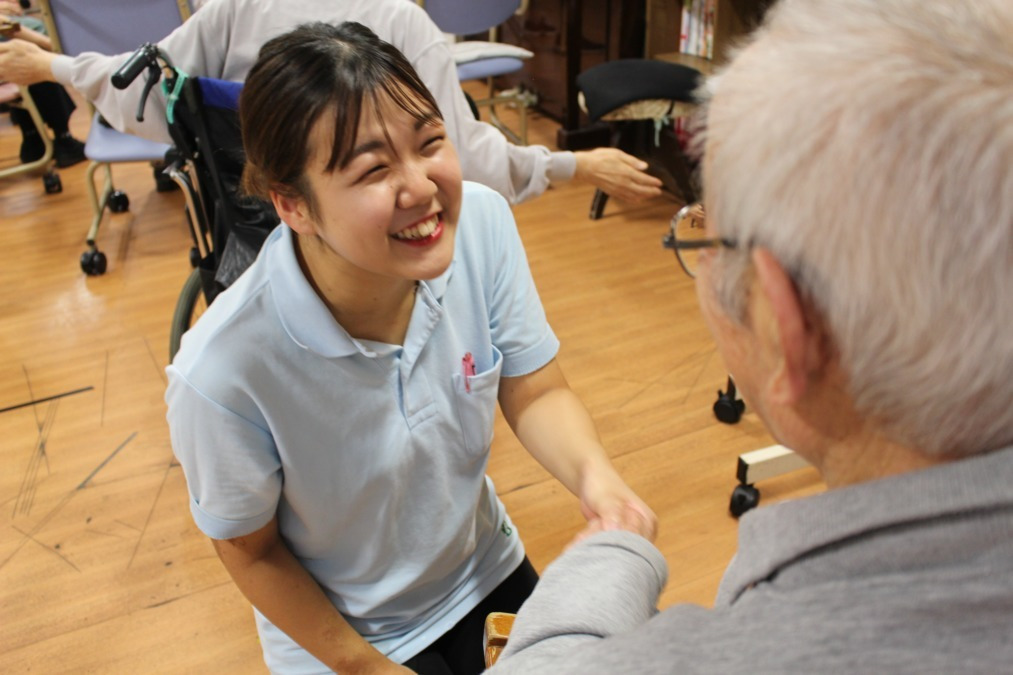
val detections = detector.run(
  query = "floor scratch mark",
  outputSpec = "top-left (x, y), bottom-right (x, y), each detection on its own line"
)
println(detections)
top-left (76, 431), bottom-right (137, 489)
top-left (127, 459), bottom-right (172, 570)
top-left (101, 350), bottom-right (110, 427)
top-left (13, 400), bottom-right (59, 518)
top-left (1, 432), bottom-right (138, 571)
top-left (144, 336), bottom-right (167, 385)
top-left (22, 364), bottom-right (40, 430)
top-left (682, 347), bottom-right (717, 405)
top-left (11, 525), bottom-right (82, 572)
top-left (0, 386), bottom-right (95, 415)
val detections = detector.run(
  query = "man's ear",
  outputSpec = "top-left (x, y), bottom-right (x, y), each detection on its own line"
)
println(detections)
top-left (270, 190), bottom-right (316, 236)
top-left (751, 247), bottom-right (817, 405)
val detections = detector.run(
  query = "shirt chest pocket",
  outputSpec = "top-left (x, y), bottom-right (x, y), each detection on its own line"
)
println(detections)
top-left (451, 346), bottom-right (503, 456)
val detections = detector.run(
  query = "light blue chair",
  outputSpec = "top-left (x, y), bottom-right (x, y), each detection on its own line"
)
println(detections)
top-left (38, 0), bottom-right (188, 275)
top-left (423, 0), bottom-right (534, 145)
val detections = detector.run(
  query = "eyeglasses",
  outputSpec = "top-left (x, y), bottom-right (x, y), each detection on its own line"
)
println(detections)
top-left (662, 202), bottom-right (737, 279)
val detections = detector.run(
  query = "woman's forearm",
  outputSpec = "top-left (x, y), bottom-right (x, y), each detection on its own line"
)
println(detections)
top-left (212, 518), bottom-right (407, 674)
top-left (499, 360), bottom-right (657, 537)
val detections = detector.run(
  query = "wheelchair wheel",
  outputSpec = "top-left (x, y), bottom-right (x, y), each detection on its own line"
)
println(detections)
top-left (169, 267), bottom-right (207, 361)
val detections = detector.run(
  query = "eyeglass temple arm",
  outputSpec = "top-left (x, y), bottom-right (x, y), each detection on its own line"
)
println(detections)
top-left (662, 235), bottom-right (735, 250)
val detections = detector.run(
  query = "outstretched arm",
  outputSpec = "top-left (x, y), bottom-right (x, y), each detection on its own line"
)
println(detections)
top-left (574, 147), bottom-right (664, 203)
top-left (498, 359), bottom-right (657, 538)
top-left (487, 530), bottom-right (668, 673)
top-left (401, 4), bottom-right (660, 206)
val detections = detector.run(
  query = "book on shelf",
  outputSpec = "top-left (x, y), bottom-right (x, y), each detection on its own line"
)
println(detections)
top-left (678, 0), bottom-right (716, 59)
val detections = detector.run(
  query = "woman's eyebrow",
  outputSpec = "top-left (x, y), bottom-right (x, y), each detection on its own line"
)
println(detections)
top-left (344, 112), bottom-right (440, 164)
top-left (347, 139), bottom-right (385, 163)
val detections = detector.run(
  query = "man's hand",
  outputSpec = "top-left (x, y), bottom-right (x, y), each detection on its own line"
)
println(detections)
top-left (0, 38), bottom-right (56, 84)
top-left (573, 147), bottom-right (663, 203)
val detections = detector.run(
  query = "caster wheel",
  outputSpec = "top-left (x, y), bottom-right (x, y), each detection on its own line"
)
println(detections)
top-left (713, 376), bottom-right (745, 424)
top-left (43, 171), bottom-right (63, 194)
top-left (80, 249), bottom-right (108, 276)
top-left (188, 247), bottom-right (201, 269)
top-left (109, 190), bottom-right (130, 213)
top-left (729, 484), bottom-right (760, 518)
top-left (713, 393), bottom-right (745, 424)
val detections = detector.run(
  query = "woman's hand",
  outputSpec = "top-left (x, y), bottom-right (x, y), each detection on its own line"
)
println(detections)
top-left (578, 464), bottom-right (658, 541)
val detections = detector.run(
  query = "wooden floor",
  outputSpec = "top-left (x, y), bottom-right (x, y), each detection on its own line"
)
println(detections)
top-left (0, 93), bottom-right (823, 672)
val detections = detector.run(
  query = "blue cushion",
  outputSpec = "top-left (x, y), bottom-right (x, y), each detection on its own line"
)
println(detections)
top-left (84, 114), bottom-right (171, 163)
top-left (457, 56), bottom-right (525, 82)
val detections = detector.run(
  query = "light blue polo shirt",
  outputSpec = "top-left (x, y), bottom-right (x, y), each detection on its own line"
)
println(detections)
top-left (165, 182), bottom-right (560, 672)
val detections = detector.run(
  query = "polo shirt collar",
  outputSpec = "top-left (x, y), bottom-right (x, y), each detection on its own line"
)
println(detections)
top-left (268, 224), bottom-right (454, 358)
top-left (720, 444), bottom-right (1013, 603)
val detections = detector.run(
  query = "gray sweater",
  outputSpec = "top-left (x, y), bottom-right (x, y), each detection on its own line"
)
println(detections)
top-left (490, 445), bottom-right (1013, 673)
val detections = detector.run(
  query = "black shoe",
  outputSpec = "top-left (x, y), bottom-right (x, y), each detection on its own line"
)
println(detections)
top-left (19, 129), bottom-right (46, 164)
top-left (152, 160), bottom-right (180, 192)
top-left (54, 133), bottom-right (86, 168)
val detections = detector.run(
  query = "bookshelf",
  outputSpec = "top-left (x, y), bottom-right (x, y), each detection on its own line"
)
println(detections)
top-left (647, 0), bottom-right (772, 67)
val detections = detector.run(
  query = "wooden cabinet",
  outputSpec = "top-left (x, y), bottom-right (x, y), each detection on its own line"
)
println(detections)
top-left (497, 0), bottom-right (647, 149)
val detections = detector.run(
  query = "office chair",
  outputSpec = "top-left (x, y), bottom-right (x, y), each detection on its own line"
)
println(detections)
top-left (37, 0), bottom-right (187, 275)
top-left (423, 0), bottom-right (534, 145)
top-left (577, 58), bottom-right (701, 219)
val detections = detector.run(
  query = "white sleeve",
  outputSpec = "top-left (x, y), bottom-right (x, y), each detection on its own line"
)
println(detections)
top-left (401, 9), bottom-right (576, 204)
top-left (50, 0), bottom-right (239, 144)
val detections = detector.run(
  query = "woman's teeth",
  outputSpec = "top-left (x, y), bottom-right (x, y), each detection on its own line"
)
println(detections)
top-left (393, 215), bottom-right (439, 240)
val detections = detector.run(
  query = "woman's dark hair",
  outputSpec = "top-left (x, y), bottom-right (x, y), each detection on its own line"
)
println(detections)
top-left (239, 21), bottom-right (442, 215)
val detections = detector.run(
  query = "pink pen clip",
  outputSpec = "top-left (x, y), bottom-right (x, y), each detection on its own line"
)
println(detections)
top-left (462, 352), bottom-right (476, 393)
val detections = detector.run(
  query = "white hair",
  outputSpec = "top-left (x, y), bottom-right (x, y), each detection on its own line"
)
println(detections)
top-left (701, 0), bottom-right (1013, 457)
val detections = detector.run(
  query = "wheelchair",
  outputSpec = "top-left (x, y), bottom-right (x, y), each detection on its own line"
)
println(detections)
top-left (112, 43), bottom-right (279, 360)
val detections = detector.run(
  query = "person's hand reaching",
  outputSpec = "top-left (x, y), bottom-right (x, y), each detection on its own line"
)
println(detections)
top-left (573, 147), bottom-right (663, 203)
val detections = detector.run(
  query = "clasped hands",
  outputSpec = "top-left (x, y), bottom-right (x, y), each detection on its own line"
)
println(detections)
top-left (572, 467), bottom-right (658, 550)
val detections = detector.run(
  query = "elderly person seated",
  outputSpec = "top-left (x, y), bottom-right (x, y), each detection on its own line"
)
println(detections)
top-left (0, 0), bottom-right (662, 207)
top-left (487, 0), bottom-right (1013, 671)
top-left (0, 0), bottom-right (84, 166)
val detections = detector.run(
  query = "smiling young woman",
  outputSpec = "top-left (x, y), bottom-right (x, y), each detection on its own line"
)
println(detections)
top-left (163, 21), bottom-right (655, 675)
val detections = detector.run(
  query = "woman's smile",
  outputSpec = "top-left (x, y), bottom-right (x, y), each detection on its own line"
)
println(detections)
top-left (391, 213), bottom-right (444, 247)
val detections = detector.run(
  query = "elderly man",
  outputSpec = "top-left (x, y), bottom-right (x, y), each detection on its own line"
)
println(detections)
top-left (0, 0), bottom-right (661, 206)
top-left (488, 0), bottom-right (1013, 671)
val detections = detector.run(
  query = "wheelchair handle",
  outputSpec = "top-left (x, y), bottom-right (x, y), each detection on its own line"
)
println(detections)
top-left (111, 43), bottom-right (158, 90)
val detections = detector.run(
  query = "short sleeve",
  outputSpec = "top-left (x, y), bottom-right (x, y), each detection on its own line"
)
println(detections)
top-left (165, 365), bottom-right (281, 540)
top-left (478, 187), bottom-right (560, 376)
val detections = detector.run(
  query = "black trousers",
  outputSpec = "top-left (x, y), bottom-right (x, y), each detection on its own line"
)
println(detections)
top-left (402, 557), bottom-right (538, 675)
top-left (9, 81), bottom-right (77, 135)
